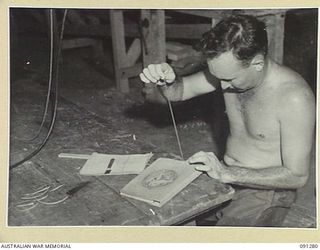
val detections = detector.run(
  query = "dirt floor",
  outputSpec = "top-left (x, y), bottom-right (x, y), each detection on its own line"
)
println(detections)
top-left (9, 8), bottom-right (317, 227)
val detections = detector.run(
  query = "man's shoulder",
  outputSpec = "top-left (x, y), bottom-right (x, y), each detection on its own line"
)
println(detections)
top-left (272, 65), bottom-right (311, 95)
top-left (274, 64), bottom-right (305, 85)
top-left (271, 65), bottom-right (315, 113)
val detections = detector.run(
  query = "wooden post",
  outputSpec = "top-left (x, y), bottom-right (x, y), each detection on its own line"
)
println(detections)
top-left (141, 10), bottom-right (166, 66)
top-left (110, 10), bottom-right (129, 93)
top-left (110, 10), bottom-right (143, 93)
top-left (258, 13), bottom-right (285, 64)
top-left (269, 13), bottom-right (285, 64)
top-left (140, 10), bottom-right (166, 100)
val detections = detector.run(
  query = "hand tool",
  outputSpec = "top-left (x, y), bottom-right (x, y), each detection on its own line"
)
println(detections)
top-left (66, 181), bottom-right (91, 197)
top-left (157, 83), bottom-right (184, 160)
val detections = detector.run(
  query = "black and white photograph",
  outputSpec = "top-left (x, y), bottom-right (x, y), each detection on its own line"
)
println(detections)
top-left (8, 8), bottom-right (317, 229)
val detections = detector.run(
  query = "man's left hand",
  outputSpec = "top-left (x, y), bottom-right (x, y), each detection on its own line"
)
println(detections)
top-left (187, 151), bottom-right (225, 181)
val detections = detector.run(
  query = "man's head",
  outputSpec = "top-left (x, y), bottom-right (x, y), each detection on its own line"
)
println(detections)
top-left (196, 15), bottom-right (269, 92)
top-left (196, 14), bottom-right (268, 65)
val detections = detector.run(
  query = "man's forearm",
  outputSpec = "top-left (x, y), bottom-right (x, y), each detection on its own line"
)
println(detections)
top-left (163, 78), bottom-right (184, 102)
top-left (222, 164), bottom-right (308, 189)
top-left (143, 78), bottom-right (184, 104)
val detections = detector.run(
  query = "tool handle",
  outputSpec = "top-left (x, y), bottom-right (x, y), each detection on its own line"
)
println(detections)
top-left (58, 153), bottom-right (91, 159)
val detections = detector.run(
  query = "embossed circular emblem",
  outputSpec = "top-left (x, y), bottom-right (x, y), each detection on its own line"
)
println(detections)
top-left (142, 169), bottom-right (178, 188)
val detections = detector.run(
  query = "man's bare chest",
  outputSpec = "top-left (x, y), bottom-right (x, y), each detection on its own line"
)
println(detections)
top-left (224, 92), bottom-right (279, 140)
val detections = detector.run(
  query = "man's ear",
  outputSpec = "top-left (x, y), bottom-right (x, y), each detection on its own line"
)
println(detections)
top-left (250, 54), bottom-right (265, 71)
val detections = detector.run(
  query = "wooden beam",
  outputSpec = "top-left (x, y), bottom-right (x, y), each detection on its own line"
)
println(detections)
top-left (166, 24), bottom-right (211, 39)
top-left (141, 10), bottom-right (166, 66)
top-left (269, 14), bottom-right (285, 64)
top-left (120, 63), bottom-right (143, 79)
top-left (259, 13), bottom-right (285, 64)
top-left (110, 10), bottom-right (130, 93)
top-left (171, 9), bottom-right (230, 19)
top-left (173, 9), bottom-right (286, 19)
top-left (64, 23), bottom-right (139, 37)
top-left (126, 38), bottom-right (141, 66)
top-left (139, 10), bottom-right (166, 100)
top-left (64, 23), bottom-right (211, 39)
top-left (62, 38), bottom-right (98, 49)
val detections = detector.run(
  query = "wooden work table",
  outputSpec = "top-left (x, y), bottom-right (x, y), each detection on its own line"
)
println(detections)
top-left (8, 81), bottom-right (234, 226)
top-left (9, 163), bottom-right (234, 226)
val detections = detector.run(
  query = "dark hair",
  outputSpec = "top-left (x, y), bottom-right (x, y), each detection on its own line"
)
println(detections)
top-left (195, 15), bottom-right (268, 66)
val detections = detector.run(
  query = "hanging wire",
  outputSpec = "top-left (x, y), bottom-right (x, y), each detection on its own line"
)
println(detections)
top-left (10, 9), bottom-right (68, 170)
top-left (18, 9), bottom-right (55, 142)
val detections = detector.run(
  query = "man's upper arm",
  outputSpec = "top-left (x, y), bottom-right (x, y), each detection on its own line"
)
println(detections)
top-left (279, 86), bottom-right (315, 181)
top-left (182, 69), bottom-right (219, 100)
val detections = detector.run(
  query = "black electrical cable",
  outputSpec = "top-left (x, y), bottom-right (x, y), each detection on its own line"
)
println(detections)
top-left (10, 9), bottom-right (68, 170)
top-left (18, 9), bottom-right (55, 142)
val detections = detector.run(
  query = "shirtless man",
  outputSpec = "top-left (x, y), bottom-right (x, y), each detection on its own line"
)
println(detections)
top-left (139, 15), bottom-right (315, 226)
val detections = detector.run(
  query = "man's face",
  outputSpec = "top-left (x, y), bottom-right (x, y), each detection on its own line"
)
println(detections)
top-left (207, 51), bottom-right (259, 92)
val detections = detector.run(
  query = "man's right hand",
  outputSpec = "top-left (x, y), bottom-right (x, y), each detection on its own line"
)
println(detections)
top-left (139, 63), bottom-right (176, 86)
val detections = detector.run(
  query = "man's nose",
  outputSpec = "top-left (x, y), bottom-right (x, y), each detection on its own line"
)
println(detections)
top-left (221, 81), bottom-right (232, 90)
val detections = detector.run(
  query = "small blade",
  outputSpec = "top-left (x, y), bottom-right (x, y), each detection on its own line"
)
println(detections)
top-left (66, 181), bottom-right (90, 197)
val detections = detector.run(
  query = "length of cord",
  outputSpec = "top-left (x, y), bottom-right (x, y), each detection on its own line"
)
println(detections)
top-left (19, 9), bottom-right (54, 141)
top-left (10, 9), bottom-right (68, 170)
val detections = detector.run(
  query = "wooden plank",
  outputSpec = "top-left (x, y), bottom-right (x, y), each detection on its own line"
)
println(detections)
top-left (103, 173), bottom-right (234, 225)
top-left (172, 9), bottom-right (230, 19)
top-left (120, 63), bottom-right (143, 79)
top-left (91, 40), bottom-right (104, 59)
top-left (269, 14), bottom-right (285, 64)
top-left (63, 23), bottom-right (136, 37)
top-left (110, 10), bottom-right (130, 93)
top-left (9, 162), bottom-right (152, 226)
top-left (141, 10), bottom-right (166, 66)
top-left (126, 38), bottom-right (142, 66)
top-left (256, 13), bottom-right (285, 64)
top-left (237, 9), bottom-right (287, 17)
top-left (167, 23), bottom-right (212, 38)
top-left (173, 9), bottom-right (286, 19)
top-left (62, 38), bottom-right (97, 50)
top-left (63, 23), bottom-right (210, 39)
top-left (9, 94), bottom-right (156, 226)
top-left (140, 10), bottom-right (166, 98)
top-left (9, 161), bottom-right (93, 226)
top-left (166, 42), bottom-right (199, 61)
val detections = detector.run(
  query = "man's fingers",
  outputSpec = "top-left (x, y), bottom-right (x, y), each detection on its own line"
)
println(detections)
top-left (140, 63), bottom-right (175, 85)
top-left (188, 156), bottom-right (209, 165)
top-left (161, 63), bottom-right (176, 83)
top-left (155, 64), bottom-right (165, 79)
top-left (139, 73), bottom-right (151, 84)
top-left (187, 151), bottom-right (206, 162)
top-left (208, 152), bottom-right (216, 157)
top-left (187, 151), bottom-right (222, 180)
top-left (194, 164), bottom-right (212, 172)
top-left (143, 68), bottom-right (158, 83)
top-left (147, 64), bottom-right (161, 81)
top-left (161, 63), bottom-right (171, 73)
top-left (187, 151), bottom-right (221, 166)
